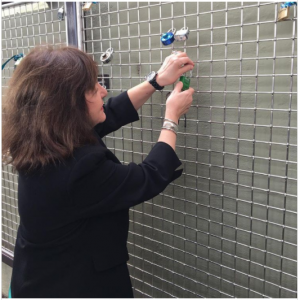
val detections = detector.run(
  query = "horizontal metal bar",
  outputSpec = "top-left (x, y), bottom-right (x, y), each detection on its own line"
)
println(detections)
top-left (82, 2), bottom-right (280, 18)
top-left (2, 248), bottom-right (14, 267)
top-left (2, 1), bottom-right (30, 8)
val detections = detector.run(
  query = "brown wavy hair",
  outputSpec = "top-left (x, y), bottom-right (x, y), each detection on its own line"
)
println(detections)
top-left (2, 45), bottom-right (99, 172)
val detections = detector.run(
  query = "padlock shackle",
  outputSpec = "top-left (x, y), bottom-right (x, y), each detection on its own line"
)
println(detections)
top-left (106, 47), bottom-right (114, 54)
top-left (100, 47), bottom-right (114, 64)
top-left (167, 28), bottom-right (176, 34)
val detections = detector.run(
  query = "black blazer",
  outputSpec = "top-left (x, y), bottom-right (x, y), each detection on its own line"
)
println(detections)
top-left (10, 91), bottom-right (183, 297)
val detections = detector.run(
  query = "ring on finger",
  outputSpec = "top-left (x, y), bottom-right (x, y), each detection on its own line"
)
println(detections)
top-left (172, 50), bottom-right (178, 55)
top-left (181, 64), bottom-right (185, 68)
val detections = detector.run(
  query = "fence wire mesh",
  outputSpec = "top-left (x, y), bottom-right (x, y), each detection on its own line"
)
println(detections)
top-left (82, 2), bottom-right (297, 298)
top-left (2, 1), bottom-right (66, 256)
top-left (1, 1), bottom-right (297, 298)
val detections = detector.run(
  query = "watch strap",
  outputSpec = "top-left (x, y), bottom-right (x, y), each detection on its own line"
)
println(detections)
top-left (149, 73), bottom-right (164, 90)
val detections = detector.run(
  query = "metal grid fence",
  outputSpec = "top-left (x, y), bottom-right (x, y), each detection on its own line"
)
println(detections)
top-left (1, 1), bottom-right (297, 298)
top-left (82, 2), bottom-right (297, 298)
top-left (2, 1), bottom-right (66, 259)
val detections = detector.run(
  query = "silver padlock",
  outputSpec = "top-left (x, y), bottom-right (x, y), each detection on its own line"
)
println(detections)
top-left (57, 6), bottom-right (64, 21)
top-left (14, 56), bottom-right (24, 69)
top-left (100, 48), bottom-right (114, 64)
top-left (174, 27), bottom-right (190, 41)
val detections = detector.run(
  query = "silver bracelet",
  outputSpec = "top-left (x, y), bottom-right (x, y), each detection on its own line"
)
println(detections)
top-left (162, 126), bottom-right (177, 135)
top-left (164, 118), bottom-right (178, 126)
top-left (162, 121), bottom-right (178, 135)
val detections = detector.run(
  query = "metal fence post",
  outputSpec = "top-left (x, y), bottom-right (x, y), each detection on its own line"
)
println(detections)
top-left (65, 2), bottom-right (78, 47)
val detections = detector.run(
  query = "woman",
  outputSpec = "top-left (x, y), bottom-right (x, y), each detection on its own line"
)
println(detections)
top-left (3, 45), bottom-right (194, 298)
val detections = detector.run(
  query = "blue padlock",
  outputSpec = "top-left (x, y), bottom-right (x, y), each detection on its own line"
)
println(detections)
top-left (161, 28), bottom-right (176, 46)
top-left (281, 1), bottom-right (297, 8)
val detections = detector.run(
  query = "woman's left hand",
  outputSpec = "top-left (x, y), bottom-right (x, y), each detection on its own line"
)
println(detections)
top-left (156, 51), bottom-right (195, 87)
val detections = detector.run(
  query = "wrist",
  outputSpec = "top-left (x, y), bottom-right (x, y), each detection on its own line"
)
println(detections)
top-left (162, 120), bottom-right (178, 135)
top-left (165, 112), bottom-right (179, 124)
top-left (145, 71), bottom-right (164, 90)
top-left (156, 73), bottom-right (167, 87)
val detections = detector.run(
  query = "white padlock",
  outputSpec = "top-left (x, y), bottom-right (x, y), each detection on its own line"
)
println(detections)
top-left (14, 56), bottom-right (24, 69)
top-left (57, 6), bottom-right (64, 21)
top-left (83, 2), bottom-right (93, 11)
top-left (100, 47), bottom-right (114, 64)
top-left (174, 27), bottom-right (190, 41)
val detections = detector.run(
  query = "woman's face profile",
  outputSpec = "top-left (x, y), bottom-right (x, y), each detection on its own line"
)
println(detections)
top-left (85, 82), bottom-right (108, 125)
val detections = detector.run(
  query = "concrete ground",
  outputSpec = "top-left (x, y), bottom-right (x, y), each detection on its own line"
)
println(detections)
top-left (2, 262), bottom-right (12, 298)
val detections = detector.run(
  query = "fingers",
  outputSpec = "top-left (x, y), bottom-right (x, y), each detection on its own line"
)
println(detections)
top-left (178, 57), bottom-right (194, 67)
top-left (188, 87), bottom-right (195, 95)
top-left (181, 87), bottom-right (195, 96)
top-left (183, 88), bottom-right (194, 112)
top-left (170, 51), bottom-right (195, 68)
top-left (171, 50), bottom-right (187, 57)
top-left (173, 81), bottom-right (183, 93)
top-left (179, 64), bottom-right (194, 75)
top-left (178, 57), bottom-right (194, 72)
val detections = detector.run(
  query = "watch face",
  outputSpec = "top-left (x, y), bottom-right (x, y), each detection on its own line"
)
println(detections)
top-left (146, 71), bottom-right (156, 81)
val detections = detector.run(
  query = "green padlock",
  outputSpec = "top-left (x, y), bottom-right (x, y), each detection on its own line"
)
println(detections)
top-left (179, 75), bottom-right (190, 91)
top-left (179, 75), bottom-right (191, 127)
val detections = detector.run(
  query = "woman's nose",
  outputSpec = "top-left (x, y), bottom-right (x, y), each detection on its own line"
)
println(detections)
top-left (98, 82), bottom-right (107, 91)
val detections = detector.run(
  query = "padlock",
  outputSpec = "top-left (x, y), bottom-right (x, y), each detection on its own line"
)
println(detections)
top-left (161, 28), bottom-right (176, 46)
top-left (82, 2), bottom-right (97, 11)
top-left (180, 75), bottom-right (191, 127)
top-left (57, 6), bottom-right (64, 21)
top-left (174, 27), bottom-right (190, 41)
top-left (14, 56), bottom-right (24, 69)
top-left (179, 75), bottom-right (191, 91)
top-left (281, 2), bottom-right (297, 8)
top-left (83, 2), bottom-right (93, 11)
top-left (100, 48), bottom-right (114, 64)
top-left (2, 53), bottom-right (23, 70)
top-left (278, 6), bottom-right (290, 21)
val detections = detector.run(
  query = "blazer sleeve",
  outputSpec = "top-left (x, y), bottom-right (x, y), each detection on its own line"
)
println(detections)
top-left (68, 142), bottom-right (182, 218)
top-left (94, 91), bottom-right (139, 138)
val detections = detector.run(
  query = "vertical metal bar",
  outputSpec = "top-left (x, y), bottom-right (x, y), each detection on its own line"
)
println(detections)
top-left (221, 1), bottom-right (228, 295)
top-left (29, 4), bottom-right (35, 48)
top-left (195, 1), bottom-right (200, 295)
top-left (279, 2), bottom-right (295, 297)
top-left (118, 2), bottom-right (122, 99)
top-left (36, 4), bottom-right (41, 45)
top-left (171, 4), bottom-right (176, 294)
top-left (59, 2), bottom-right (64, 46)
top-left (76, 2), bottom-right (83, 50)
top-left (207, 1), bottom-right (214, 293)
top-left (50, 3), bottom-right (55, 45)
top-left (14, 5), bottom-right (18, 53)
top-left (43, 3), bottom-right (48, 45)
top-left (65, 2), bottom-right (78, 47)
top-left (263, 1), bottom-right (276, 296)
top-left (91, 5), bottom-right (95, 61)
top-left (4, 8), bottom-right (8, 79)
top-left (247, 2), bottom-right (259, 297)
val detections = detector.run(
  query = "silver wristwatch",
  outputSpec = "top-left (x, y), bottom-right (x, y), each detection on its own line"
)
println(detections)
top-left (145, 71), bottom-right (164, 90)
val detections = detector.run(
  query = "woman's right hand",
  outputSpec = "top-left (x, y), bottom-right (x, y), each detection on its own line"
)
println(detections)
top-left (165, 81), bottom-right (195, 122)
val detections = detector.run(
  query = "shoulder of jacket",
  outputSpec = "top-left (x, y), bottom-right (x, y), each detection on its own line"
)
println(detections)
top-left (68, 145), bottom-right (108, 180)
top-left (71, 145), bottom-right (107, 168)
